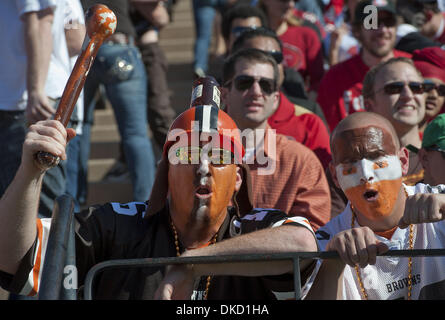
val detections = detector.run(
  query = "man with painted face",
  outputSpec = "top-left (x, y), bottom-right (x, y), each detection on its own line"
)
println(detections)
top-left (304, 112), bottom-right (445, 300)
top-left (328, 56), bottom-right (428, 218)
top-left (0, 104), bottom-right (318, 300)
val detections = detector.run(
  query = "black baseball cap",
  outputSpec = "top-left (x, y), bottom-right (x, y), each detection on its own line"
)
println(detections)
top-left (353, 0), bottom-right (397, 26)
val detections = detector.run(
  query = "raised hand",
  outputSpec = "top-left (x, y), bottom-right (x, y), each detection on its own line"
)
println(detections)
top-left (399, 193), bottom-right (445, 229)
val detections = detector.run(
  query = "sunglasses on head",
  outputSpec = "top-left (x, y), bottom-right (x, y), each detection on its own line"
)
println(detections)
top-left (225, 75), bottom-right (277, 95)
top-left (423, 80), bottom-right (445, 96)
top-left (378, 81), bottom-right (424, 95)
top-left (231, 26), bottom-right (258, 39)
top-left (263, 50), bottom-right (283, 64)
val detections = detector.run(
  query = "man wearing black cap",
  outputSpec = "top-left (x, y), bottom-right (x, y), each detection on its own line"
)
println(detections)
top-left (0, 107), bottom-right (318, 299)
top-left (317, 0), bottom-right (411, 133)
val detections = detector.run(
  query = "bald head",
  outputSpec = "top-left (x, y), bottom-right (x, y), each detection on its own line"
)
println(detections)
top-left (331, 112), bottom-right (401, 164)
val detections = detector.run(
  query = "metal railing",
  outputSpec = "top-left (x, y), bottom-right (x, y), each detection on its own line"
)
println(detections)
top-left (82, 248), bottom-right (445, 300)
top-left (38, 195), bottom-right (445, 300)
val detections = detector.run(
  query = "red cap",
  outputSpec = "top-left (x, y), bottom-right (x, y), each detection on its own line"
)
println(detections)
top-left (413, 47), bottom-right (445, 83)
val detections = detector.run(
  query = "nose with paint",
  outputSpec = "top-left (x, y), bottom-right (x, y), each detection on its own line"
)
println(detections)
top-left (336, 156), bottom-right (403, 220)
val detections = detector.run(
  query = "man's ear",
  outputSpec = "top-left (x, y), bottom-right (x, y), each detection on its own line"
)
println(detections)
top-left (235, 165), bottom-right (243, 192)
top-left (398, 147), bottom-right (410, 176)
top-left (329, 161), bottom-right (341, 189)
top-left (272, 91), bottom-right (280, 111)
top-left (221, 86), bottom-right (229, 107)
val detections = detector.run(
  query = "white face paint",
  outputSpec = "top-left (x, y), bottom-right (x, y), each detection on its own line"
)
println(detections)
top-left (335, 155), bottom-right (402, 191)
top-left (335, 155), bottom-right (403, 220)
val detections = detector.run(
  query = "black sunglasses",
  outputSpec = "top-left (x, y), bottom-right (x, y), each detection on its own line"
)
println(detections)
top-left (225, 75), bottom-right (276, 95)
top-left (264, 50), bottom-right (283, 64)
top-left (377, 81), bottom-right (424, 95)
top-left (423, 81), bottom-right (445, 96)
top-left (231, 26), bottom-right (258, 39)
top-left (378, 16), bottom-right (397, 28)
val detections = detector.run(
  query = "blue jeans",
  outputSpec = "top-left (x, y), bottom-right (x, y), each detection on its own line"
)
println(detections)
top-left (65, 134), bottom-right (82, 212)
top-left (79, 43), bottom-right (155, 203)
top-left (0, 111), bottom-right (66, 218)
top-left (192, 0), bottom-right (227, 73)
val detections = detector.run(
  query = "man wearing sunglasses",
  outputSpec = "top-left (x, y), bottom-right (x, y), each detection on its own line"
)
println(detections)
top-left (0, 104), bottom-right (319, 300)
top-left (418, 114), bottom-right (445, 186)
top-left (363, 57), bottom-right (426, 153)
top-left (221, 48), bottom-right (331, 231)
top-left (231, 27), bottom-right (332, 170)
top-left (317, 0), bottom-right (411, 132)
top-left (413, 46), bottom-right (445, 134)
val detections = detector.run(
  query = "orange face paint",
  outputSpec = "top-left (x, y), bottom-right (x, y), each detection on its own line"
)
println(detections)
top-left (333, 126), bottom-right (402, 221)
top-left (168, 156), bottom-right (237, 229)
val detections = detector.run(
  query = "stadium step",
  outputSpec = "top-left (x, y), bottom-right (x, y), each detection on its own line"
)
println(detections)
top-left (85, 0), bottom-right (195, 207)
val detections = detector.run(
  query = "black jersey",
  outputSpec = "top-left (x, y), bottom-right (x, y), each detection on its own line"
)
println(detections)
top-left (0, 202), bottom-right (314, 300)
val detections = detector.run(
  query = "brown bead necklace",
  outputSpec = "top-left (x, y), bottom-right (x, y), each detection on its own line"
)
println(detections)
top-left (350, 188), bottom-right (414, 300)
top-left (170, 218), bottom-right (217, 300)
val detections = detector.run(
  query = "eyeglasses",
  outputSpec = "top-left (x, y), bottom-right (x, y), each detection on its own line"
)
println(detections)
top-left (376, 81), bottom-right (424, 95)
top-left (263, 50), bottom-right (283, 64)
top-left (425, 145), bottom-right (445, 159)
top-left (174, 146), bottom-right (235, 164)
top-left (231, 26), bottom-right (258, 39)
top-left (423, 80), bottom-right (445, 96)
top-left (224, 75), bottom-right (277, 95)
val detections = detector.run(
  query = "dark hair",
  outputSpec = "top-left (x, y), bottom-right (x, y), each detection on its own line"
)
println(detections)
top-left (395, 0), bottom-right (425, 25)
top-left (221, 4), bottom-right (268, 41)
top-left (231, 27), bottom-right (283, 55)
top-left (222, 48), bottom-right (279, 90)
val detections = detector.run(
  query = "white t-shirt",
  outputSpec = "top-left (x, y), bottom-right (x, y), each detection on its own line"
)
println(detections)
top-left (0, 0), bottom-right (55, 111)
top-left (0, 0), bottom-right (85, 131)
top-left (47, 0), bottom-right (85, 133)
top-left (303, 183), bottom-right (445, 300)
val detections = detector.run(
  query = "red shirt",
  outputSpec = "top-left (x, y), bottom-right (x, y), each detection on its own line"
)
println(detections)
top-left (268, 92), bottom-right (332, 169)
top-left (292, 9), bottom-right (327, 40)
top-left (317, 49), bottom-right (412, 132)
top-left (279, 24), bottom-right (325, 92)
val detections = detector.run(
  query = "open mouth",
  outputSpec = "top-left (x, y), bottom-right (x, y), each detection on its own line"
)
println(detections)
top-left (195, 185), bottom-right (212, 199)
top-left (363, 189), bottom-right (379, 202)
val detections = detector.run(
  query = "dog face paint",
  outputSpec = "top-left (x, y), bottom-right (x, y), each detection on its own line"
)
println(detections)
top-left (333, 126), bottom-right (403, 220)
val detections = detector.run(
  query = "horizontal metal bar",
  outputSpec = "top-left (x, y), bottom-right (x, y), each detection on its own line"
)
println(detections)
top-left (83, 248), bottom-right (445, 300)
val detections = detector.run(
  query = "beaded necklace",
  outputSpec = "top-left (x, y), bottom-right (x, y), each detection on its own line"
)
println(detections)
top-left (170, 219), bottom-right (217, 300)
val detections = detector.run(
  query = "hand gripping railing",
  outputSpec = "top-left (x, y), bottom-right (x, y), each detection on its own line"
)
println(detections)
top-left (83, 248), bottom-right (445, 300)
top-left (38, 194), bottom-right (77, 300)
